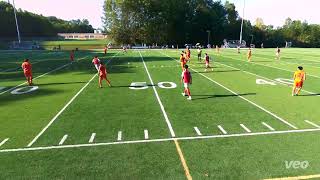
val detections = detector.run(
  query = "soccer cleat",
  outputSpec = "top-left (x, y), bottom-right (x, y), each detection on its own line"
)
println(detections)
top-left (187, 96), bottom-right (192, 100)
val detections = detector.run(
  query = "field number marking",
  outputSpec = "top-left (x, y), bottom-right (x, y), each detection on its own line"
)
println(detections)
top-left (11, 86), bottom-right (39, 95)
top-left (256, 78), bottom-right (294, 86)
top-left (129, 81), bottom-right (177, 90)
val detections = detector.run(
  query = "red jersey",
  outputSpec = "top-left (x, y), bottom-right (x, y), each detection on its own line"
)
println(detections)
top-left (181, 70), bottom-right (192, 83)
top-left (205, 55), bottom-right (209, 62)
top-left (180, 55), bottom-right (186, 63)
top-left (92, 58), bottom-right (100, 65)
top-left (22, 62), bottom-right (32, 73)
top-left (99, 65), bottom-right (107, 76)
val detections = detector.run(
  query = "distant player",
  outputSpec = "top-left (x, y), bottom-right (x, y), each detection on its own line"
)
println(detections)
top-left (180, 53), bottom-right (186, 70)
top-left (92, 56), bottom-right (101, 72)
top-left (122, 46), bottom-right (127, 53)
top-left (104, 46), bottom-right (108, 55)
top-left (70, 50), bottom-right (75, 62)
top-left (237, 46), bottom-right (240, 54)
top-left (261, 43), bottom-right (264, 48)
top-left (216, 45), bottom-right (220, 54)
top-left (186, 47), bottom-right (191, 62)
top-left (197, 48), bottom-right (202, 61)
top-left (275, 47), bottom-right (281, 60)
top-left (21, 59), bottom-right (32, 86)
top-left (98, 61), bottom-right (111, 88)
top-left (247, 48), bottom-right (252, 62)
top-left (204, 53), bottom-right (213, 72)
top-left (292, 66), bottom-right (306, 96)
top-left (181, 64), bottom-right (192, 100)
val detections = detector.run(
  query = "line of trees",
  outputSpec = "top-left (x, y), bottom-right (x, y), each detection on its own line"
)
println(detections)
top-left (0, 2), bottom-right (94, 38)
top-left (103, 0), bottom-right (320, 48)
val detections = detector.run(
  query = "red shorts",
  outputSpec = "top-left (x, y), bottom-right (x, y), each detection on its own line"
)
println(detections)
top-left (187, 54), bottom-right (190, 59)
top-left (100, 74), bottom-right (107, 79)
top-left (294, 81), bottom-right (303, 88)
top-left (24, 71), bottom-right (32, 77)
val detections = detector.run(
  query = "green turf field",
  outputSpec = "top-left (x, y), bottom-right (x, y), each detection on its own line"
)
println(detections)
top-left (0, 48), bottom-right (320, 179)
top-left (40, 39), bottom-right (112, 50)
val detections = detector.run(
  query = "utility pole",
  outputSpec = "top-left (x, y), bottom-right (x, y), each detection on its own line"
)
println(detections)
top-left (12, 0), bottom-right (21, 43)
top-left (239, 0), bottom-right (245, 43)
top-left (206, 30), bottom-right (211, 46)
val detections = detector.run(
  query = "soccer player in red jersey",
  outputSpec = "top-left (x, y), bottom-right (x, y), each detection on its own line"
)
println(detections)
top-left (181, 64), bottom-right (192, 100)
top-left (70, 50), bottom-right (75, 62)
top-left (92, 56), bottom-right (101, 72)
top-left (21, 59), bottom-right (33, 85)
top-left (98, 61), bottom-right (111, 88)
top-left (104, 46), bottom-right (108, 55)
top-left (186, 47), bottom-right (191, 62)
top-left (204, 53), bottom-right (213, 72)
top-left (180, 53), bottom-right (186, 70)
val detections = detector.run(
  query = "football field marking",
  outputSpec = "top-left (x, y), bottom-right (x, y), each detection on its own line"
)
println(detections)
top-left (0, 55), bottom-right (89, 95)
top-left (139, 51), bottom-right (176, 137)
top-left (144, 130), bottom-right (149, 139)
top-left (262, 122), bottom-right (275, 131)
top-left (27, 53), bottom-right (120, 147)
top-left (218, 125), bottom-right (228, 134)
top-left (304, 120), bottom-right (320, 128)
top-left (161, 51), bottom-right (298, 130)
top-left (194, 127), bottom-right (202, 136)
top-left (0, 138), bottom-right (9, 147)
top-left (2, 128), bottom-right (320, 153)
top-left (59, 135), bottom-right (68, 145)
top-left (89, 133), bottom-right (96, 143)
top-left (139, 51), bottom-right (191, 180)
top-left (117, 131), bottom-right (122, 141)
top-left (240, 124), bottom-right (251, 133)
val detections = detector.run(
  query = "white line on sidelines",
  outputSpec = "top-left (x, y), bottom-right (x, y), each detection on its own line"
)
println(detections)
top-left (139, 51), bottom-right (176, 137)
top-left (262, 122), bottom-right (275, 131)
top-left (144, 130), bottom-right (149, 139)
top-left (0, 138), bottom-right (9, 147)
top-left (26, 53), bottom-right (119, 147)
top-left (218, 125), bottom-right (227, 134)
top-left (2, 128), bottom-right (320, 153)
top-left (59, 135), bottom-right (68, 145)
top-left (0, 55), bottom-right (88, 95)
top-left (27, 74), bottom-right (97, 147)
top-left (240, 124), bottom-right (252, 133)
top-left (117, 131), bottom-right (122, 141)
top-left (305, 120), bottom-right (320, 128)
top-left (194, 127), bottom-right (202, 136)
top-left (161, 51), bottom-right (298, 130)
top-left (89, 133), bottom-right (96, 143)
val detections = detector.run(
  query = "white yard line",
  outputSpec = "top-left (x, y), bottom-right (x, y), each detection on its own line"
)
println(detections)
top-left (161, 51), bottom-right (298, 129)
top-left (144, 130), bottom-right (149, 139)
top-left (0, 138), bottom-right (9, 147)
top-left (58, 135), bottom-right (68, 145)
top-left (262, 122), bottom-right (275, 131)
top-left (240, 124), bottom-right (252, 133)
top-left (304, 120), bottom-right (320, 128)
top-left (26, 53), bottom-right (119, 147)
top-left (139, 51), bottom-right (176, 137)
top-left (218, 125), bottom-right (228, 134)
top-left (194, 127), bottom-right (202, 136)
top-left (117, 131), bottom-right (122, 141)
top-left (0, 55), bottom-right (89, 95)
top-left (89, 133), bottom-right (96, 143)
top-left (1, 128), bottom-right (320, 153)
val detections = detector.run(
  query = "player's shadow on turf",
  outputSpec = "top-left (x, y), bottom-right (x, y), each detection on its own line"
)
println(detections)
top-left (298, 93), bottom-right (320, 96)
top-left (192, 93), bottom-right (256, 100)
top-left (37, 81), bottom-right (86, 86)
top-left (194, 69), bottom-right (240, 73)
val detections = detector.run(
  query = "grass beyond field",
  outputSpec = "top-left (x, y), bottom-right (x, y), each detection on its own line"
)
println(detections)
top-left (0, 48), bottom-right (320, 179)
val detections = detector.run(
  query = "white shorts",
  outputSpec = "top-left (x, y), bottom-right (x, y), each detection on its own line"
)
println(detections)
top-left (184, 83), bottom-right (190, 88)
top-left (94, 64), bottom-right (99, 71)
top-left (276, 52), bottom-right (279, 56)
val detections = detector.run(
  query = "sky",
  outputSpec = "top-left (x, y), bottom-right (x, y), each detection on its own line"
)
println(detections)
top-left (3, 0), bottom-right (320, 29)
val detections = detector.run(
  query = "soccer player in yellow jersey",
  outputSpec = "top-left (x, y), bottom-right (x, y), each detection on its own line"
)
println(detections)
top-left (292, 66), bottom-right (306, 96)
top-left (247, 48), bottom-right (252, 62)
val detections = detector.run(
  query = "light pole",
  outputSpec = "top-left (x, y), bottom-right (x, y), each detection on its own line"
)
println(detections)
top-left (239, 0), bottom-right (245, 43)
top-left (206, 30), bottom-right (211, 46)
top-left (12, 0), bottom-right (21, 43)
